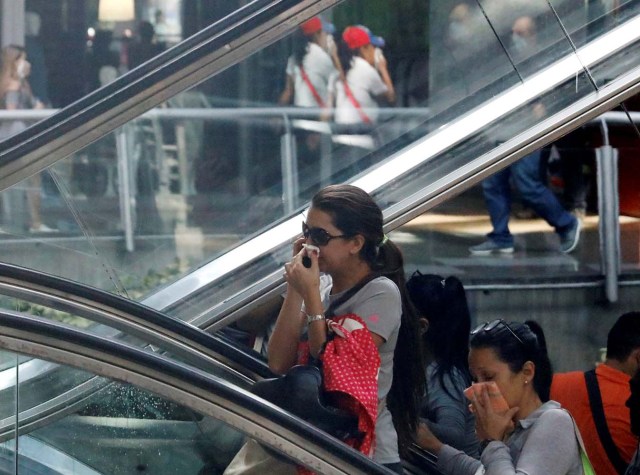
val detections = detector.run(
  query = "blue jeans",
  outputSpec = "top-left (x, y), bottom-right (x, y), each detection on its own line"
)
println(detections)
top-left (482, 150), bottom-right (575, 246)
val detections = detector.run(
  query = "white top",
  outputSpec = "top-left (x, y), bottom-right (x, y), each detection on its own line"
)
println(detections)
top-left (333, 56), bottom-right (388, 124)
top-left (286, 42), bottom-right (336, 108)
top-left (332, 56), bottom-right (388, 149)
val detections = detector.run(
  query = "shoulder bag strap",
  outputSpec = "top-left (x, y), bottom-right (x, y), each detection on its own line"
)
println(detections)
top-left (342, 81), bottom-right (372, 125)
top-left (299, 65), bottom-right (326, 108)
top-left (563, 408), bottom-right (597, 475)
top-left (325, 273), bottom-right (380, 318)
top-left (584, 369), bottom-right (629, 474)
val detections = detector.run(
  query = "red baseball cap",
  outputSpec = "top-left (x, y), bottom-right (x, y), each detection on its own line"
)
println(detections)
top-left (300, 17), bottom-right (323, 36)
top-left (343, 26), bottom-right (371, 50)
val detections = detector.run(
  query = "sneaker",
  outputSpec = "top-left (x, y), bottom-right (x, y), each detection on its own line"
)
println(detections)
top-left (469, 240), bottom-right (514, 255)
top-left (559, 218), bottom-right (581, 254)
top-left (29, 223), bottom-right (57, 233)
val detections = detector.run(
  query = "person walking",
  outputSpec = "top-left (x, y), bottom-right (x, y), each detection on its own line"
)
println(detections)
top-left (0, 45), bottom-right (53, 233)
top-left (268, 184), bottom-right (425, 473)
top-left (469, 148), bottom-right (581, 255)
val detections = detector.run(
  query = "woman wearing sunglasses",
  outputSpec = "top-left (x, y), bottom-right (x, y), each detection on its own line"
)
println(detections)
top-left (416, 319), bottom-right (585, 475)
top-left (268, 184), bottom-right (424, 473)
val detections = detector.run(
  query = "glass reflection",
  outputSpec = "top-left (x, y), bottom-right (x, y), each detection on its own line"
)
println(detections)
top-left (0, 0), bottom-right (638, 307)
top-left (1, 351), bottom-right (249, 475)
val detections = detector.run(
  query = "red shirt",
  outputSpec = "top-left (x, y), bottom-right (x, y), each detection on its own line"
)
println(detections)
top-left (551, 364), bottom-right (638, 475)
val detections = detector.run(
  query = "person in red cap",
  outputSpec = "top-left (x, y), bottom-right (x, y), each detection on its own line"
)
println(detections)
top-left (278, 16), bottom-right (338, 109)
top-left (331, 25), bottom-right (395, 156)
top-left (278, 16), bottom-right (340, 188)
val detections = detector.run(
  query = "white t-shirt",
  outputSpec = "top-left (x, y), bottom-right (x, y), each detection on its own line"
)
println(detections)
top-left (332, 56), bottom-right (388, 149)
top-left (334, 56), bottom-right (388, 124)
top-left (286, 42), bottom-right (336, 108)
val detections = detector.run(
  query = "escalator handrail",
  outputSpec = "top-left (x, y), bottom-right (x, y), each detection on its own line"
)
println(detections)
top-left (0, 0), bottom-right (340, 191)
top-left (0, 311), bottom-right (392, 475)
top-left (0, 262), bottom-right (273, 379)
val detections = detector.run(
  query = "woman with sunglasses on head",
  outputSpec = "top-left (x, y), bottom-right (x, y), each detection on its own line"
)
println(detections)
top-left (416, 319), bottom-right (585, 475)
top-left (406, 272), bottom-right (480, 457)
top-left (268, 184), bottom-right (425, 474)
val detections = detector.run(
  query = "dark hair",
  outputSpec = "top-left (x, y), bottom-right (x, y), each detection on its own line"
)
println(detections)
top-left (406, 272), bottom-right (472, 400)
top-left (138, 21), bottom-right (155, 42)
top-left (337, 39), bottom-right (356, 75)
top-left (291, 30), bottom-right (312, 66)
top-left (311, 185), bottom-right (425, 453)
top-left (469, 319), bottom-right (553, 402)
top-left (607, 312), bottom-right (640, 361)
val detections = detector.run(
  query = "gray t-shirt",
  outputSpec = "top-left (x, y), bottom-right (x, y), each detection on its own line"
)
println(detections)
top-left (318, 274), bottom-right (401, 464)
top-left (423, 362), bottom-right (480, 457)
top-left (437, 401), bottom-right (583, 475)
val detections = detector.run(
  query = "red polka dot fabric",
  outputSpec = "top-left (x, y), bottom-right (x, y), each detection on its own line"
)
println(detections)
top-left (322, 314), bottom-right (380, 455)
top-left (295, 314), bottom-right (380, 475)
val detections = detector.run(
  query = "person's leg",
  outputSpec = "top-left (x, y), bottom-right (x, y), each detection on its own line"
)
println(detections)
top-left (511, 150), bottom-right (575, 234)
top-left (558, 139), bottom-right (593, 216)
top-left (482, 167), bottom-right (514, 246)
top-left (27, 175), bottom-right (42, 231)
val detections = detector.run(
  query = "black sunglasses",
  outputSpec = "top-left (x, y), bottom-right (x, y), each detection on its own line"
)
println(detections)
top-left (302, 222), bottom-right (350, 246)
top-left (470, 319), bottom-right (525, 346)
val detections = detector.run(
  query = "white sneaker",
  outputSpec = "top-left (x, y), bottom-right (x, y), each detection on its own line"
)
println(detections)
top-left (29, 224), bottom-right (57, 233)
top-left (469, 240), bottom-right (514, 255)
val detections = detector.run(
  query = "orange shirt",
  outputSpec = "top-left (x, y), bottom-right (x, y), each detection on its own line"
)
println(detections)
top-left (551, 365), bottom-right (638, 475)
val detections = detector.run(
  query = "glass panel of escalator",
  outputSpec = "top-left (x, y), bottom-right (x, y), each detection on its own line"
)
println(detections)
top-left (0, 299), bottom-right (253, 423)
top-left (0, 351), bottom-right (16, 475)
top-left (550, 0), bottom-right (640, 47)
top-left (2, 0), bottom-right (640, 317)
top-left (0, 345), bottom-right (384, 475)
top-left (0, 2), bottom-right (264, 146)
top-left (0, 350), bottom-right (246, 475)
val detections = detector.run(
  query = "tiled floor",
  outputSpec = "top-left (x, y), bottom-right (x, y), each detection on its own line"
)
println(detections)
top-left (396, 185), bottom-right (640, 284)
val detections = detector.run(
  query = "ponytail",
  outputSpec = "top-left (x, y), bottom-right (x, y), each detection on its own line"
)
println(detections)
top-left (378, 240), bottom-right (426, 454)
top-left (523, 320), bottom-right (553, 402)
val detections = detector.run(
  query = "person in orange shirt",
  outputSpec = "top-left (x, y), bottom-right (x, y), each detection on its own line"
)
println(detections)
top-left (551, 312), bottom-right (640, 475)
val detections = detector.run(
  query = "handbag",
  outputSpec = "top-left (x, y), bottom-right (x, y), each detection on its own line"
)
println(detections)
top-left (250, 273), bottom-right (380, 440)
top-left (251, 364), bottom-right (361, 440)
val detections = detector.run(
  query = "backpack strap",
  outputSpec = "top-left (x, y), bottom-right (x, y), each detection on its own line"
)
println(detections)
top-left (342, 81), bottom-right (372, 125)
top-left (299, 66), bottom-right (326, 108)
top-left (584, 369), bottom-right (628, 474)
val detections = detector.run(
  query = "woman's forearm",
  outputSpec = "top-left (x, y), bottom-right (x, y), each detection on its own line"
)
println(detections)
top-left (304, 291), bottom-right (326, 358)
top-left (268, 290), bottom-right (304, 374)
top-left (377, 66), bottom-right (396, 104)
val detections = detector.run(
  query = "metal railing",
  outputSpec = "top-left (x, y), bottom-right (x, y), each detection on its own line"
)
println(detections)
top-left (0, 106), bottom-right (636, 303)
